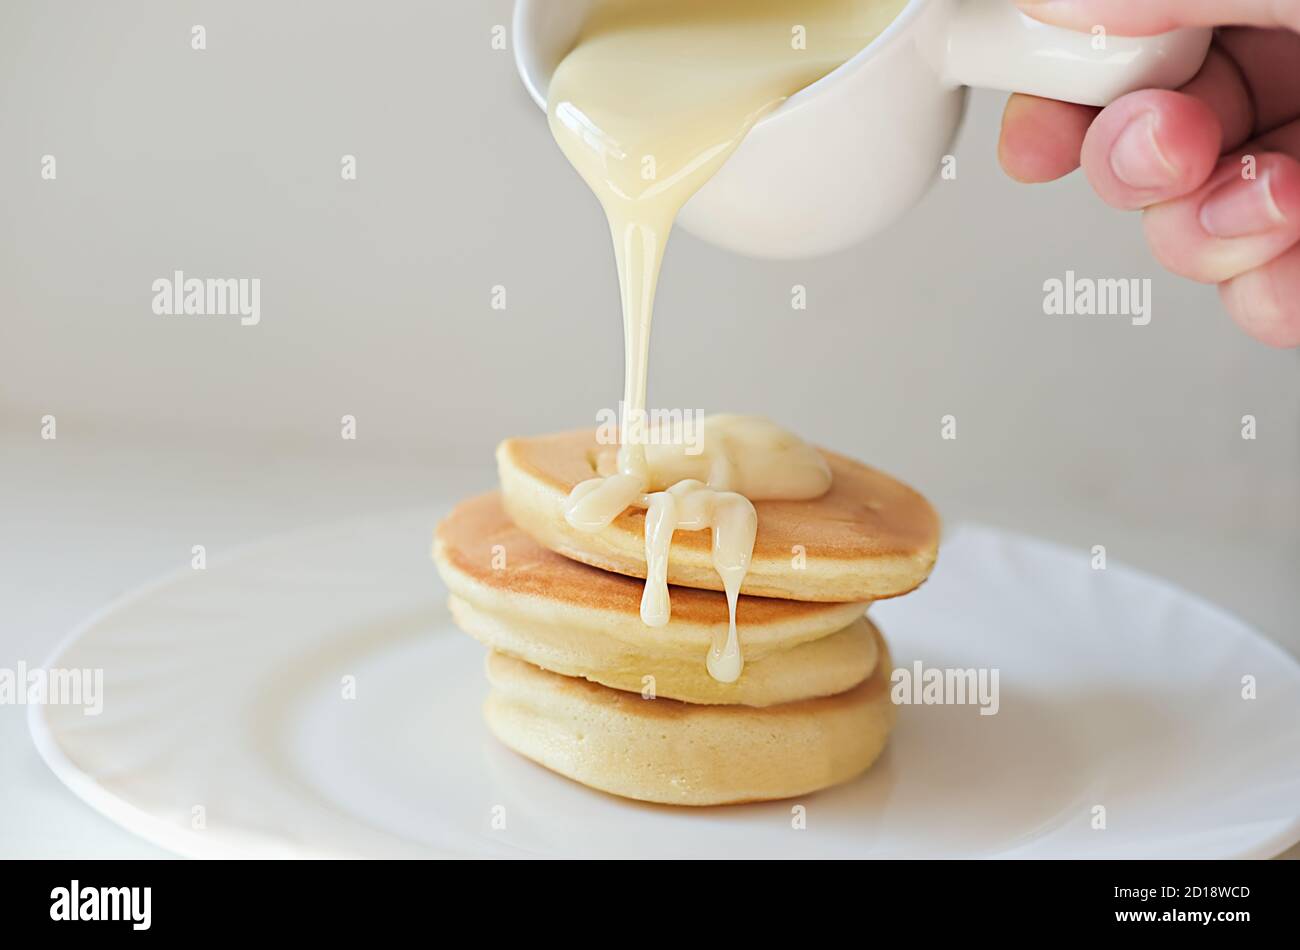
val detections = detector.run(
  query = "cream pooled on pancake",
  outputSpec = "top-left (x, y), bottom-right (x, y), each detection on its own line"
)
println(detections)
top-left (596, 414), bottom-right (832, 500)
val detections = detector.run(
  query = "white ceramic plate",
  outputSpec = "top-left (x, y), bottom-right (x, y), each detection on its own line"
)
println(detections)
top-left (30, 509), bottom-right (1300, 858)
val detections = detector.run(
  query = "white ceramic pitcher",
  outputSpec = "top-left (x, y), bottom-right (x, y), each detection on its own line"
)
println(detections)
top-left (513, 0), bottom-right (1212, 259)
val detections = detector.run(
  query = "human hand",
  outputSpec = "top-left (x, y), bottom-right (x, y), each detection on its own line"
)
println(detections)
top-left (1000, 0), bottom-right (1300, 347)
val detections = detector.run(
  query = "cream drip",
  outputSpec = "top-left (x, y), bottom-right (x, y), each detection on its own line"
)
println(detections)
top-left (563, 415), bottom-right (829, 683)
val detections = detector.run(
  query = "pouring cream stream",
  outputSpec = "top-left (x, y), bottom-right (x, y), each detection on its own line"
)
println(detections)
top-left (545, 0), bottom-right (905, 681)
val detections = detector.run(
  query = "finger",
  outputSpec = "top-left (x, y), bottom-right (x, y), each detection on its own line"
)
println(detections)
top-left (995, 30), bottom-right (1298, 186)
top-left (1249, 105), bottom-right (1300, 155)
top-left (1215, 28), bottom-right (1300, 134)
top-left (998, 94), bottom-right (1097, 182)
top-left (1179, 46), bottom-right (1255, 151)
top-left (1141, 151), bottom-right (1300, 284)
top-left (1219, 242), bottom-right (1300, 347)
top-left (1079, 90), bottom-right (1222, 209)
top-left (1014, 0), bottom-right (1300, 35)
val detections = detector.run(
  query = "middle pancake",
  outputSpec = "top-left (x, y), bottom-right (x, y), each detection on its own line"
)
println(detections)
top-left (433, 492), bottom-right (876, 706)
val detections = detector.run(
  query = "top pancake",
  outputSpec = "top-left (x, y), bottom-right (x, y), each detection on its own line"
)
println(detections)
top-left (497, 428), bottom-right (940, 601)
top-left (433, 491), bottom-right (869, 659)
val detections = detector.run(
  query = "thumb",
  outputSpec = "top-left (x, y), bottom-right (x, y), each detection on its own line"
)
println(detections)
top-left (1014, 0), bottom-right (1300, 35)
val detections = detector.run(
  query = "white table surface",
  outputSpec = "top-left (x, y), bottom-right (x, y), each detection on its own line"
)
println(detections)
top-left (4, 424), bottom-right (1296, 859)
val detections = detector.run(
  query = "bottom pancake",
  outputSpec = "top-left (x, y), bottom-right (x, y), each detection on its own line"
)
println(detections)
top-left (483, 625), bottom-right (896, 806)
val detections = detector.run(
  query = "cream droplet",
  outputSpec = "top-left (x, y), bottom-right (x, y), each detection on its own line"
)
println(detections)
top-left (708, 566), bottom-right (745, 683)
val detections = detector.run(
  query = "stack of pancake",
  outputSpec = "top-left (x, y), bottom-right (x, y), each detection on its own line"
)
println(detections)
top-left (433, 428), bottom-right (940, 806)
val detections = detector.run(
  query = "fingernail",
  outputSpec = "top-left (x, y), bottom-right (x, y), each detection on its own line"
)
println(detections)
top-left (1110, 113), bottom-right (1177, 190)
top-left (1199, 170), bottom-right (1285, 239)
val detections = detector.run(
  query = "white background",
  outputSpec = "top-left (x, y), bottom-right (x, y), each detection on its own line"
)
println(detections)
top-left (2, 0), bottom-right (1297, 857)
